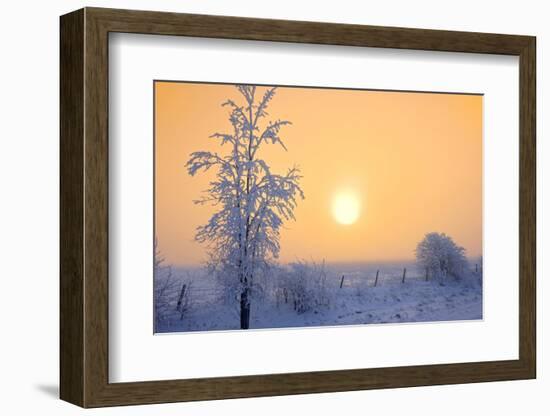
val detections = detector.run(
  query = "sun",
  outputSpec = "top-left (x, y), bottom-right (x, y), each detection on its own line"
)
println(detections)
top-left (332, 191), bottom-right (361, 225)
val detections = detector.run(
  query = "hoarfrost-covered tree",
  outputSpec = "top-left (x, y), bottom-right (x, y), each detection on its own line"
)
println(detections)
top-left (415, 232), bottom-right (469, 280)
top-left (186, 85), bottom-right (304, 329)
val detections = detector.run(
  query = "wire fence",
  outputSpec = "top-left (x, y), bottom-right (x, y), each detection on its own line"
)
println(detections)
top-left (160, 263), bottom-right (483, 308)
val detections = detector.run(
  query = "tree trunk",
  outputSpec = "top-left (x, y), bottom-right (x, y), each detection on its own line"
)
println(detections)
top-left (240, 287), bottom-right (251, 329)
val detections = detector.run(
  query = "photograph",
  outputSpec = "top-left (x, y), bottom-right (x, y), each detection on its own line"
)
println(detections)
top-left (153, 81), bottom-right (483, 333)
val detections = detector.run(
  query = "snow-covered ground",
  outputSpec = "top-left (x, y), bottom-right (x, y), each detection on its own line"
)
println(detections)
top-left (155, 262), bottom-right (482, 333)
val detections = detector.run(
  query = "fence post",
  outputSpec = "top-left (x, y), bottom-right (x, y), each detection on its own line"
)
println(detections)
top-left (425, 267), bottom-right (429, 281)
top-left (374, 270), bottom-right (379, 287)
top-left (475, 263), bottom-right (478, 273)
top-left (176, 283), bottom-right (187, 311)
top-left (402, 268), bottom-right (407, 284)
top-left (340, 275), bottom-right (345, 289)
top-left (177, 283), bottom-right (187, 320)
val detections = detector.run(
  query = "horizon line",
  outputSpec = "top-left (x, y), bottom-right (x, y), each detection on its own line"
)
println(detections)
top-left (167, 256), bottom-right (483, 268)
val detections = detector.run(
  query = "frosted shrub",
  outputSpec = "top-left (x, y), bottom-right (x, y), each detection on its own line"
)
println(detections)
top-left (277, 261), bottom-right (330, 314)
top-left (154, 240), bottom-right (193, 331)
top-left (415, 232), bottom-right (470, 280)
top-left (154, 240), bottom-right (174, 331)
top-left (154, 265), bottom-right (177, 331)
top-left (211, 262), bottom-right (241, 306)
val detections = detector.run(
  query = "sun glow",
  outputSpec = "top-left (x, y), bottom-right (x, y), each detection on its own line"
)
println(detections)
top-left (332, 191), bottom-right (361, 225)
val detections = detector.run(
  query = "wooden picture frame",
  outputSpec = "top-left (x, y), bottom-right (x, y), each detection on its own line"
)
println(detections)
top-left (60, 7), bottom-right (536, 408)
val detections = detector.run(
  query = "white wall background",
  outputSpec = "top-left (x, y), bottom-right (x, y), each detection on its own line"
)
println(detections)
top-left (0, 0), bottom-right (545, 414)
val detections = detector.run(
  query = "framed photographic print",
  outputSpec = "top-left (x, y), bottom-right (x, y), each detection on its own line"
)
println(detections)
top-left (60, 7), bottom-right (536, 408)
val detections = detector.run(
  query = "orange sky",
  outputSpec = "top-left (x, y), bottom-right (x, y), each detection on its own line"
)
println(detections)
top-left (155, 82), bottom-right (482, 266)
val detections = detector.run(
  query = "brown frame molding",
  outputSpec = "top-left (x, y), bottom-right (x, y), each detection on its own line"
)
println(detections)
top-left (60, 7), bottom-right (536, 408)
